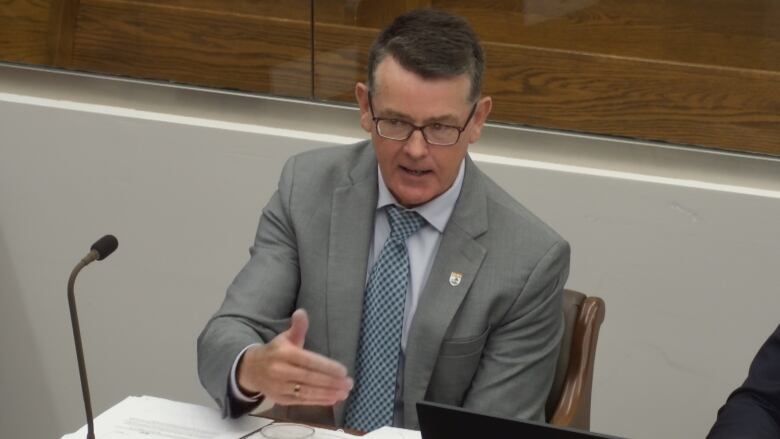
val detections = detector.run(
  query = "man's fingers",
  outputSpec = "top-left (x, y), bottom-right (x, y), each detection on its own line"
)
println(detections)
top-left (263, 355), bottom-right (352, 393)
top-left (260, 345), bottom-right (351, 390)
top-left (295, 383), bottom-right (349, 402)
top-left (240, 315), bottom-right (352, 404)
top-left (276, 310), bottom-right (347, 378)
top-left (284, 346), bottom-right (348, 378)
top-left (275, 395), bottom-right (344, 406)
top-left (274, 381), bottom-right (351, 406)
top-left (286, 309), bottom-right (309, 348)
top-left (286, 366), bottom-right (354, 392)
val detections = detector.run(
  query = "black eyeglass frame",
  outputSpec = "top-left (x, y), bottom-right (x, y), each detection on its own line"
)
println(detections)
top-left (367, 92), bottom-right (478, 146)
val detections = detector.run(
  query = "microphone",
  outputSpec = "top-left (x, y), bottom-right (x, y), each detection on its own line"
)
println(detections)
top-left (67, 235), bottom-right (118, 439)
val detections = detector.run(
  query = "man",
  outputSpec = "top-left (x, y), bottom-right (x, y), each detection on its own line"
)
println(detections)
top-left (198, 9), bottom-right (569, 431)
top-left (708, 324), bottom-right (780, 438)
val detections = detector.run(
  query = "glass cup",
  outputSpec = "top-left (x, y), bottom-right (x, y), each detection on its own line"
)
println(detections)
top-left (259, 422), bottom-right (315, 439)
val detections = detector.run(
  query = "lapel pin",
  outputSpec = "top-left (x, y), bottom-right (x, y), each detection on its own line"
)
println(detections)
top-left (449, 272), bottom-right (463, 287)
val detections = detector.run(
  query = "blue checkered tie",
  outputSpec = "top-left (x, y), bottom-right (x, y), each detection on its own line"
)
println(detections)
top-left (344, 205), bottom-right (426, 431)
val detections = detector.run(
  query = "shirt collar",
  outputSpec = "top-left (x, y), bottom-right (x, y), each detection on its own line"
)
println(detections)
top-left (376, 159), bottom-right (465, 233)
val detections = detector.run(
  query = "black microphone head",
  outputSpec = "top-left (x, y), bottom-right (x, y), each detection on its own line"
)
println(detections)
top-left (90, 235), bottom-right (118, 260)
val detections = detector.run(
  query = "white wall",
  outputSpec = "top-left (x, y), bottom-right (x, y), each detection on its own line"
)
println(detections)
top-left (1, 65), bottom-right (779, 439)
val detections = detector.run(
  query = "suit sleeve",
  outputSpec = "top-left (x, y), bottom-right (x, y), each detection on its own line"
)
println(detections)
top-left (461, 239), bottom-right (569, 422)
top-left (708, 325), bottom-right (780, 438)
top-left (197, 156), bottom-right (301, 417)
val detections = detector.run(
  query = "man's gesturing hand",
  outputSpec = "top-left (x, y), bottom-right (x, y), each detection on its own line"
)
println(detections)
top-left (237, 309), bottom-right (354, 406)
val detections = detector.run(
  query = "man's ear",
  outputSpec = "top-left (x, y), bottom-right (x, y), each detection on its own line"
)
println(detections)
top-left (355, 82), bottom-right (373, 133)
top-left (467, 96), bottom-right (492, 144)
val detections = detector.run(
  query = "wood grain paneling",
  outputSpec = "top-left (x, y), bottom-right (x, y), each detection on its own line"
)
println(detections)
top-left (313, 1), bottom-right (780, 155)
top-left (315, 0), bottom-right (429, 27)
top-left (70, 0), bottom-right (311, 97)
top-left (312, 21), bottom-right (780, 155)
top-left (0, 0), bottom-right (53, 64)
top-left (313, 22), bottom-right (373, 102)
top-left (437, 0), bottom-right (780, 72)
top-left (3, 0), bottom-right (780, 155)
top-left (484, 43), bottom-right (780, 155)
top-left (49, 0), bottom-right (81, 67)
top-left (128, 0), bottom-right (309, 19)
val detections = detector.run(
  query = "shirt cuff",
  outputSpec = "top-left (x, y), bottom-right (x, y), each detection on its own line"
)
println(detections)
top-left (230, 343), bottom-right (264, 403)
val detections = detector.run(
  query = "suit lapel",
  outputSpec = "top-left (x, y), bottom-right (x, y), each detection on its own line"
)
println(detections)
top-left (402, 157), bottom-right (488, 424)
top-left (326, 145), bottom-right (377, 424)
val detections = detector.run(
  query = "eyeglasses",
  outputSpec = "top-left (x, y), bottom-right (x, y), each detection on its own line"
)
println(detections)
top-left (368, 92), bottom-right (477, 146)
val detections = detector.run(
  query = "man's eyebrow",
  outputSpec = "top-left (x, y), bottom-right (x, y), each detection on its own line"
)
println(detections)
top-left (376, 107), bottom-right (461, 125)
top-left (376, 108), bottom-right (410, 119)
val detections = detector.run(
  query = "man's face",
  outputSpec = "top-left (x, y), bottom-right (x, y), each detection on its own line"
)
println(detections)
top-left (356, 56), bottom-right (492, 208)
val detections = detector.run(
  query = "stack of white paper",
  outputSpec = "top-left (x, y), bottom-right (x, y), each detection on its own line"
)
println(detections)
top-left (61, 395), bottom-right (418, 438)
top-left (61, 395), bottom-right (272, 439)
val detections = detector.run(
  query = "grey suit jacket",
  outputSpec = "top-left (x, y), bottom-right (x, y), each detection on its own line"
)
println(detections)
top-left (197, 141), bottom-right (569, 429)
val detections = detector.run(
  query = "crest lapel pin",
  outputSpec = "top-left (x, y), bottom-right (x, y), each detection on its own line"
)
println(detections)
top-left (449, 272), bottom-right (463, 287)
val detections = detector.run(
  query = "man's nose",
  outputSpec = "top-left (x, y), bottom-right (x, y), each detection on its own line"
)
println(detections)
top-left (404, 129), bottom-right (429, 159)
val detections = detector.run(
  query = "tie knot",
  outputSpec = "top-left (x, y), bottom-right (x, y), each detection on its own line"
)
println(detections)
top-left (386, 205), bottom-right (426, 242)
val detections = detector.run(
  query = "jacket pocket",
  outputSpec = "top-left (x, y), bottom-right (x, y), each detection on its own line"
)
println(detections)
top-left (437, 326), bottom-right (490, 358)
top-left (426, 327), bottom-right (491, 405)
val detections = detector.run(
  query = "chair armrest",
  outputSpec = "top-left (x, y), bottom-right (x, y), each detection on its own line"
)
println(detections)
top-left (550, 296), bottom-right (606, 430)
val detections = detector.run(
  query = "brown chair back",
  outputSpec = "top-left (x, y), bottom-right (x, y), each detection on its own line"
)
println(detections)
top-left (545, 289), bottom-right (606, 430)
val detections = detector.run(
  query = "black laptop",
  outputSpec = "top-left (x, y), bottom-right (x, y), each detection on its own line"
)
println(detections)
top-left (417, 401), bottom-right (626, 439)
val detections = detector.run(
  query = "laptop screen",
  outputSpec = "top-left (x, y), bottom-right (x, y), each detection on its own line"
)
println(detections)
top-left (417, 401), bottom-right (625, 439)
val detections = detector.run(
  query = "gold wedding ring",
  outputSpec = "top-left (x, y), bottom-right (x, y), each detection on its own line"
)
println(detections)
top-left (293, 383), bottom-right (302, 397)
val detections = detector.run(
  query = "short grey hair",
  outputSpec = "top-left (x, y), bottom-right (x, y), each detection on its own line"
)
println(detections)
top-left (367, 9), bottom-right (485, 102)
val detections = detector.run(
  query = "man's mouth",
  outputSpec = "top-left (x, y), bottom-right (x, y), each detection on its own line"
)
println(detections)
top-left (401, 165), bottom-right (430, 176)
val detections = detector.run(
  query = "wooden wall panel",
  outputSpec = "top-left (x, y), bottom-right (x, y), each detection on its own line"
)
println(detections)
top-left (313, 22), bottom-right (372, 102)
top-left (485, 43), bottom-right (780, 156)
top-left (313, 1), bottom-right (780, 155)
top-left (70, 0), bottom-right (312, 98)
top-left (50, 0), bottom-right (81, 67)
top-left (315, 0), bottom-right (430, 27)
top-left (127, 0), bottom-right (309, 19)
top-left (315, 23), bottom-right (780, 155)
top-left (2, 1), bottom-right (780, 155)
top-left (0, 0), bottom-right (54, 64)
top-left (439, 0), bottom-right (780, 72)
